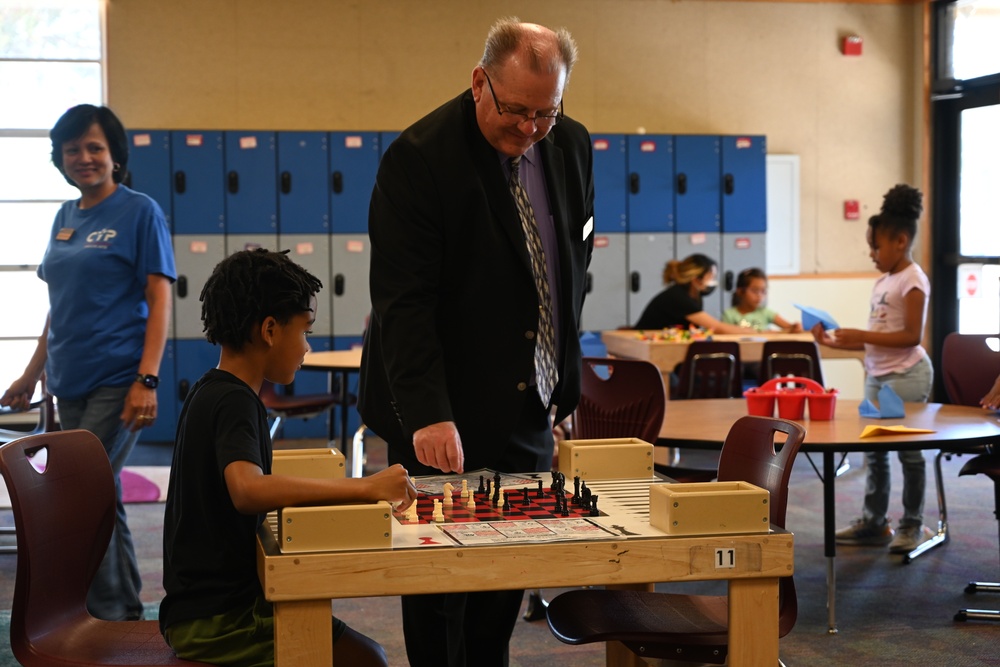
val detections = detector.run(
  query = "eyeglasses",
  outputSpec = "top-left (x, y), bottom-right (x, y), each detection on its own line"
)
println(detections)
top-left (483, 70), bottom-right (563, 128)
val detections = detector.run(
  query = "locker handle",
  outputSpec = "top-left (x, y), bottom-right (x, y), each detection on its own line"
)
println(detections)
top-left (174, 171), bottom-right (186, 194)
top-left (280, 171), bottom-right (292, 194)
top-left (724, 270), bottom-right (734, 292)
top-left (176, 275), bottom-right (188, 299)
top-left (676, 173), bottom-right (687, 195)
top-left (228, 170), bottom-right (239, 194)
top-left (724, 173), bottom-right (734, 195)
top-left (334, 273), bottom-right (345, 296)
top-left (629, 173), bottom-right (640, 195)
top-left (585, 272), bottom-right (593, 294)
top-left (332, 171), bottom-right (344, 194)
top-left (630, 271), bottom-right (640, 293)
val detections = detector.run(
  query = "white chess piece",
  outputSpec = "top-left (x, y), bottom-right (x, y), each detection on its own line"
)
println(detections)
top-left (466, 495), bottom-right (476, 512)
top-left (443, 482), bottom-right (454, 506)
top-left (432, 499), bottom-right (445, 523)
top-left (461, 479), bottom-right (470, 498)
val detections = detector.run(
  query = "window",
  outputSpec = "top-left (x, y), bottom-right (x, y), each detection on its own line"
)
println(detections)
top-left (0, 0), bottom-right (104, 397)
top-left (939, 0), bottom-right (1000, 82)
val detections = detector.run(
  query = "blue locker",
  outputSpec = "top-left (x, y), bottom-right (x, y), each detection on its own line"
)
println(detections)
top-left (674, 135), bottom-right (721, 234)
top-left (333, 336), bottom-right (364, 446)
top-left (225, 131), bottom-right (277, 235)
top-left (581, 134), bottom-right (628, 331)
top-left (277, 132), bottom-right (330, 234)
top-left (329, 132), bottom-right (381, 234)
top-left (138, 340), bottom-right (177, 444)
top-left (171, 131), bottom-right (225, 234)
top-left (126, 130), bottom-right (173, 230)
top-left (721, 135), bottom-right (767, 233)
top-left (627, 134), bottom-right (674, 233)
top-left (379, 131), bottom-right (400, 158)
top-left (280, 336), bottom-right (334, 440)
top-left (592, 135), bottom-right (628, 233)
top-left (174, 338), bottom-right (221, 409)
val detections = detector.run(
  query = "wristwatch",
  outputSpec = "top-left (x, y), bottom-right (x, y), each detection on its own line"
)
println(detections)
top-left (135, 373), bottom-right (160, 389)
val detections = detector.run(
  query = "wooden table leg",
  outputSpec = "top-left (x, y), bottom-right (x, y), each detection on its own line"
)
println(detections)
top-left (273, 599), bottom-right (332, 667)
top-left (728, 577), bottom-right (779, 667)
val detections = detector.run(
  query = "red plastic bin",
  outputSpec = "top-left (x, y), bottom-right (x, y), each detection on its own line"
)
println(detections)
top-left (746, 376), bottom-right (837, 421)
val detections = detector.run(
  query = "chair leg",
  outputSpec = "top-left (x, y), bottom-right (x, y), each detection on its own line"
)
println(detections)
top-left (351, 424), bottom-right (368, 478)
top-left (955, 478), bottom-right (1000, 622)
top-left (523, 589), bottom-right (548, 621)
top-left (902, 450), bottom-right (949, 563)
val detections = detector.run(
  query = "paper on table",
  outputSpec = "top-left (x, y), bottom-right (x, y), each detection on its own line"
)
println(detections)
top-left (859, 425), bottom-right (936, 438)
top-left (857, 385), bottom-right (906, 419)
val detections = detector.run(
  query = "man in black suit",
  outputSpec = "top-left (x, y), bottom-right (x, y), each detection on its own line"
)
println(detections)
top-left (359, 17), bottom-right (594, 667)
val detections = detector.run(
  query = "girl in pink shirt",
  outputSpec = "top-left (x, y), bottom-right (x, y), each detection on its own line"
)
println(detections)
top-left (813, 184), bottom-right (934, 554)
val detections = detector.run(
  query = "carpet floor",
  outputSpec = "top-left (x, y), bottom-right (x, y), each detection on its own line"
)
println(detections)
top-left (0, 440), bottom-right (999, 665)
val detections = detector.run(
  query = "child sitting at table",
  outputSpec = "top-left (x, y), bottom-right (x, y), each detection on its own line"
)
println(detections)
top-left (722, 268), bottom-right (802, 332)
top-left (159, 248), bottom-right (416, 666)
top-left (812, 184), bottom-right (934, 554)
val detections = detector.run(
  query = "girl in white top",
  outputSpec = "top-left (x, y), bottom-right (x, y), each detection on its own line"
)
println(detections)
top-left (813, 184), bottom-right (934, 554)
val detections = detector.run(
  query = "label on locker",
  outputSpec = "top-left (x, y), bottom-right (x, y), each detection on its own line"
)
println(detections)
top-left (688, 232), bottom-right (707, 246)
top-left (189, 240), bottom-right (208, 253)
top-left (734, 237), bottom-right (751, 249)
top-left (185, 134), bottom-right (203, 147)
top-left (344, 135), bottom-right (364, 149)
top-left (132, 133), bottom-right (151, 147)
top-left (346, 239), bottom-right (365, 253)
top-left (735, 137), bottom-right (752, 149)
top-left (593, 139), bottom-right (609, 151)
top-left (295, 242), bottom-right (316, 256)
top-left (594, 236), bottom-right (609, 248)
top-left (239, 136), bottom-right (258, 149)
top-left (639, 141), bottom-right (656, 152)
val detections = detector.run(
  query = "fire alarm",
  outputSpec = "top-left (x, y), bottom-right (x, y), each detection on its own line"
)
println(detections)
top-left (842, 35), bottom-right (863, 56)
top-left (844, 200), bottom-right (860, 220)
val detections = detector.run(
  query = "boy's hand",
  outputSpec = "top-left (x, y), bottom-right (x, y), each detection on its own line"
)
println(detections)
top-left (982, 374), bottom-right (1000, 411)
top-left (371, 464), bottom-right (419, 511)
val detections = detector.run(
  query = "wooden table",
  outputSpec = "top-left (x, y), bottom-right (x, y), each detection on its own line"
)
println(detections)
top-left (300, 349), bottom-right (363, 474)
top-left (257, 472), bottom-right (795, 667)
top-left (602, 330), bottom-right (864, 374)
top-left (657, 399), bottom-right (1000, 632)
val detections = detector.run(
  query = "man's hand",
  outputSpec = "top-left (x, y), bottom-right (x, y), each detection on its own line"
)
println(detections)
top-left (413, 421), bottom-right (465, 473)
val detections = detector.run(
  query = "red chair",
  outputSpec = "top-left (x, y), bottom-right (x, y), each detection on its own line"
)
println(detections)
top-left (942, 333), bottom-right (1000, 621)
top-left (675, 341), bottom-right (742, 399)
top-left (0, 429), bottom-right (211, 667)
top-left (546, 415), bottom-right (805, 664)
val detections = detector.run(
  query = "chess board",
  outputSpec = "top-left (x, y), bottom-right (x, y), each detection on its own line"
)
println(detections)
top-left (393, 486), bottom-right (602, 525)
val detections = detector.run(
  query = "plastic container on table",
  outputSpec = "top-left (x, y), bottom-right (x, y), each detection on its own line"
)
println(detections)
top-left (743, 376), bottom-right (838, 421)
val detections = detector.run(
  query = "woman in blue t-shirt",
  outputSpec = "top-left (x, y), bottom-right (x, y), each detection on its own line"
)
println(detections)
top-left (1, 104), bottom-right (176, 622)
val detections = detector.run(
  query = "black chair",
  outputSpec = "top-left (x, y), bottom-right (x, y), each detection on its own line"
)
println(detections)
top-left (758, 339), bottom-right (825, 387)
top-left (942, 333), bottom-right (1000, 621)
top-left (546, 415), bottom-right (805, 664)
top-left (675, 341), bottom-right (742, 399)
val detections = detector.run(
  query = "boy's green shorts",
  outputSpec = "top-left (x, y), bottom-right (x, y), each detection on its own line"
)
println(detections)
top-left (164, 595), bottom-right (347, 666)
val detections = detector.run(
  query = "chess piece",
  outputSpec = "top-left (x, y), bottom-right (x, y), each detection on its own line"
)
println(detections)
top-left (405, 500), bottom-right (419, 522)
top-left (460, 479), bottom-right (469, 499)
top-left (443, 482), bottom-right (454, 506)
top-left (432, 499), bottom-right (445, 523)
top-left (466, 495), bottom-right (476, 512)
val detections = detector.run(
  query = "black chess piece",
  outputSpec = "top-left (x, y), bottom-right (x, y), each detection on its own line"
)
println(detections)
top-left (536, 479), bottom-right (545, 498)
top-left (522, 487), bottom-right (530, 506)
top-left (572, 476), bottom-right (582, 505)
top-left (589, 494), bottom-right (600, 517)
top-left (485, 478), bottom-right (491, 499)
top-left (478, 475), bottom-right (485, 494)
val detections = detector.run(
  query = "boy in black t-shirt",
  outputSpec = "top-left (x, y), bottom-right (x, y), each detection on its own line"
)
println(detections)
top-left (160, 248), bottom-right (415, 667)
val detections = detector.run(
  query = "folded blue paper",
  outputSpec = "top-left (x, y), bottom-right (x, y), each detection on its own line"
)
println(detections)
top-left (794, 304), bottom-right (840, 331)
top-left (858, 385), bottom-right (906, 419)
